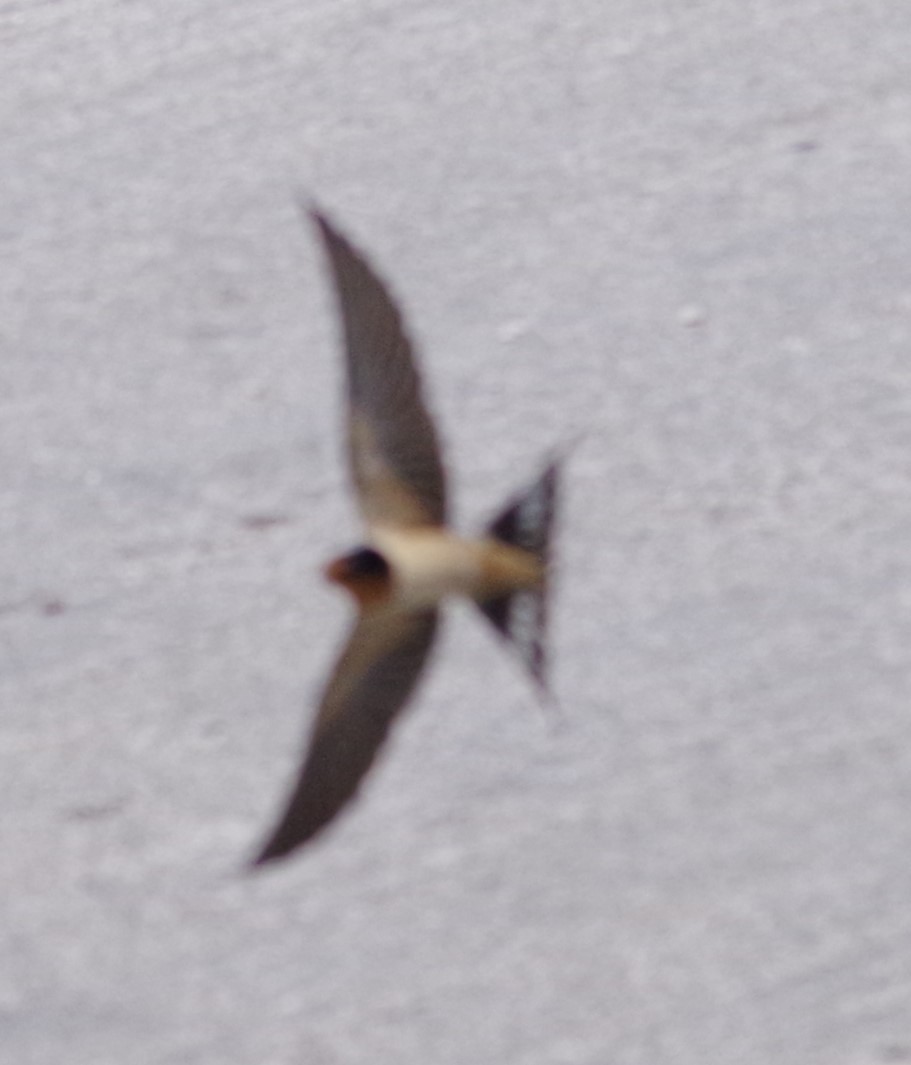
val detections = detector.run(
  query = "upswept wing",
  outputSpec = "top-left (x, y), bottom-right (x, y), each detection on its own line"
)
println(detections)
top-left (312, 209), bottom-right (447, 528)
top-left (252, 609), bottom-right (439, 864)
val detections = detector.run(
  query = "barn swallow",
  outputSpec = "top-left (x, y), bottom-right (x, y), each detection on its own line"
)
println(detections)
top-left (251, 208), bottom-right (562, 865)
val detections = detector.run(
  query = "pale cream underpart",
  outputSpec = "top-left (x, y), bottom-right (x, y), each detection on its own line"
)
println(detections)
top-left (369, 526), bottom-right (542, 611)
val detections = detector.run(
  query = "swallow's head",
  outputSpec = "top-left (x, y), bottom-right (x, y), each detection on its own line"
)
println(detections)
top-left (325, 546), bottom-right (393, 607)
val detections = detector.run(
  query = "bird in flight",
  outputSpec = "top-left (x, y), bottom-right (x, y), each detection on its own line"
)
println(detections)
top-left (251, 208), bottom-right (562, 865)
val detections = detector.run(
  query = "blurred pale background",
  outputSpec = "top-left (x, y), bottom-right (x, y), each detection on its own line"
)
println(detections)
top-left (3, 3), bottom-right (911, 1063)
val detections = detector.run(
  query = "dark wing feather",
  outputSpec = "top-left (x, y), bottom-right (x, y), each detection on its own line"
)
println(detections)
top-left (312, 209), bottom-right (447, 528)
top-left (252, 610), bottom-right (439, 864)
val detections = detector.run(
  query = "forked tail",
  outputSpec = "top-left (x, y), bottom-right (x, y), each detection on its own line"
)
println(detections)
top-left (476, 455), bottom-right (560, 693)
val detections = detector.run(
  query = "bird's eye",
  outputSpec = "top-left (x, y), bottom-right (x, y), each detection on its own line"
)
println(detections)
top-left (346, 547), bottom-right (390, 578)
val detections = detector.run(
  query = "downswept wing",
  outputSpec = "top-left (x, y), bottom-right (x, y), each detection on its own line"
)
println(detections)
top-left (252, 609), bottom-right (439, 865)
top-left (312, 210), bottom-right (447, 529)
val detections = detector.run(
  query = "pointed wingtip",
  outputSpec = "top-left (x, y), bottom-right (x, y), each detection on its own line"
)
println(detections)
top-left (305, 202), bottom-right (360, 265)
top-left (292, 192), bottom-right (333, 237)
top-left (246, 841), bottom-right (297, 872)
top-left (247, 827), bottom-right (304, 870)
top-left (246, 855), bottom-right (276, 874)
top-left (245, 839), bottom-right (277, 872)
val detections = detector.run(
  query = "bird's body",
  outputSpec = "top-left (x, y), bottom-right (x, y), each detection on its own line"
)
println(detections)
top-left (346, 526), bottom-right (542, 612)
top-left (251, 208), bottom-right (563, 866)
